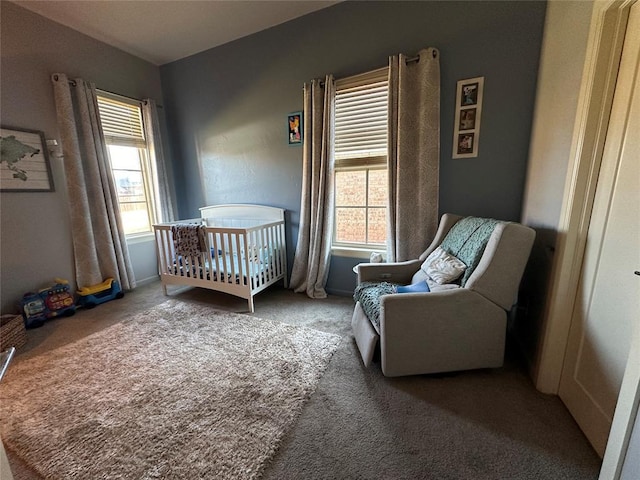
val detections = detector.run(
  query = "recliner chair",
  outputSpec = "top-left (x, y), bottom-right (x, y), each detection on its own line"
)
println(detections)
top-left (352, 213), bottom-right (535, 377)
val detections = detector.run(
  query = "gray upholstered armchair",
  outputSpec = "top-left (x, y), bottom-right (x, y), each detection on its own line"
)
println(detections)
top-left (352, 213), bottom-right (535, 377)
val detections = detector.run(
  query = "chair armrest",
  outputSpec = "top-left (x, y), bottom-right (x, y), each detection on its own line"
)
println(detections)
top-left (357, 260), bottom-right (422, 284)
top-left (378, 289), bottom-right (507, 376)
top-left (380, 287), bottom-right (485, 314)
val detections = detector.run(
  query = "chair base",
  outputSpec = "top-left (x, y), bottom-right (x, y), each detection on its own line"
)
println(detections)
top-left (352, 302), bottom-right (379, 367)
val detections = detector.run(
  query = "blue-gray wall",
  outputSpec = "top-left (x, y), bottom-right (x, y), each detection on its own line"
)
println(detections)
top-left (160, 0), bottom-right (547, 295)
top-left (0, 1), bottom-right (164, 313)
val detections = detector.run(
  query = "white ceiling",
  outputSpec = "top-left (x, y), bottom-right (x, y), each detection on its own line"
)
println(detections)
top-left (13, 0), bottom-right (339, 65)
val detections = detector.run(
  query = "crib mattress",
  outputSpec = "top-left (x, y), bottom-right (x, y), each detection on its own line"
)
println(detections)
top-left (171, 251), bottom-right (275, 284)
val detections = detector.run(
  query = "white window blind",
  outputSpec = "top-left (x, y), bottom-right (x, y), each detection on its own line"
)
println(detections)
top-left (96, 94), bottom-right (145, 148)
top-left (335, 67), bottom-right (388, 163)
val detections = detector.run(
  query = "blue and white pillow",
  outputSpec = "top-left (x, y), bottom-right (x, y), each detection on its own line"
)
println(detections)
top-left (396, 280), bottom-right (430, 293)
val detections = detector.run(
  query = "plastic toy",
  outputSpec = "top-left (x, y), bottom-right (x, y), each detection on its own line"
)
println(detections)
top-left (76, 278), bottom-right (124, 309)
top-left (21, 278), bottom-right (76, 329)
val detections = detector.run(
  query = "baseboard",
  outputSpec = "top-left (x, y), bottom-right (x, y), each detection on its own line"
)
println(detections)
top-left (134, 275), bottom-right (160, 288)
top-left (326, 287), bottom-right (354, 298)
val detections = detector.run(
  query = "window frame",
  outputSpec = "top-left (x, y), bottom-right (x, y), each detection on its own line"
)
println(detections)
top-left (332, 68), bottom-right (389, 258)
top-left (333, 159), bottom-right (387, 250)
top-left (96, 91), bottom-right (158, 239)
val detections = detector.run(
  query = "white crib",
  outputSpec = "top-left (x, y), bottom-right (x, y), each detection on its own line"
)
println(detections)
top-left (153, 204), bottom-right (287, 312)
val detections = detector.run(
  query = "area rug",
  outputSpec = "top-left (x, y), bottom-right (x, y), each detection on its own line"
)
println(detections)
top-left (0, 300), bottom-right (341, 479)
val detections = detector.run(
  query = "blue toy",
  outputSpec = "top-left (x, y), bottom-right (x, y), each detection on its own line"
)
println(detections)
top-left (76, 278), bottom-right (124, 309)
top-left (21, 279), bottom-right (76, 329)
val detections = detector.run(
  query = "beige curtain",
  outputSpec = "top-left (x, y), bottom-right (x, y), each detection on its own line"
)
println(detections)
top-left (387, 48), bottom-right (441, 262)
top-left (51, 73), bottom-right (136, 290)
top-left (289, 76), bottom-right (335, 298)
top-left (142, 99), bottom-right (176, 223)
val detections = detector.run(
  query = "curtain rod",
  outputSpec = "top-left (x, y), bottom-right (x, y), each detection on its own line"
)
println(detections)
top-left (97, 88), bottom-right (164, 109)
top-left (97, 88), bottom-right (143, 105)
top-left (406, 49), bottom-right (438, 64)
top-left (314, 49), bottom-right (438, 87)
top-left (51, 76), bottom-right (163, 108)
top-left (51, 74), bottom-right (77, 86)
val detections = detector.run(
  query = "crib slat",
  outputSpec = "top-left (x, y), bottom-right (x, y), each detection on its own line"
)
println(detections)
top-left (255, 226), bottom-right (265, 281)
top-left (183, 252), bottom-right (191, 278)
top-left (264, 226), bottom-right (272, 283)
top-left (252, 228), bottom-right (258, 287)
top-left (221, 232), bottom-right (228, 283)
top-left (248, 230), bottom-right (255, 288)
top-left (156, 227), bottom-right (165, 273)
top-left (274, 224), bottom-right (281, 276)
top-left (193, 250), bottom-right (199, 278)
top-left (279, 222), bottom-right (288, 287)
top-left (271, 224), bottom-right (279, 277)
top-left (235, 232), bottom-right (244, 286)
top-left (231, 232), bottom-right (237, 284)
top-left (204, 231), bottom-right (212, 281)
top-left (213, 232), bottom-right (221, 283)
top-left (266, 225), bottom-right (274, 282)
top-left (165, 228), bottom-right (172, 273)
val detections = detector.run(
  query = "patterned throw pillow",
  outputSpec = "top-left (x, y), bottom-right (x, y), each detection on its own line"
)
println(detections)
top-left (421, 247), bottom-right (467, 284)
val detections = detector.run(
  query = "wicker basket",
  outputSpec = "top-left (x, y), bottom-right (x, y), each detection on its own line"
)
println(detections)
top-left (0, 314), bottom-right (27, 350)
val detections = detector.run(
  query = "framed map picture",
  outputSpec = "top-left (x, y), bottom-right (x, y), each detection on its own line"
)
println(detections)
top-left (452, 77), bottom-right (484, 159)
top-left (0, 127), bottom-right (54, 191)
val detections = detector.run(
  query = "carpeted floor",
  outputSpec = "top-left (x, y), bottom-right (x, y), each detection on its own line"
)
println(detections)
top-left (1, 300), bottom-right (340, 479)
top-left (5, 280), bottom-right (602, 479)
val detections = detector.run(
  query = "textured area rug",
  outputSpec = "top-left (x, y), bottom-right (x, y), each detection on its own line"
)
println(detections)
top-left (0, 300), bottom-right (341, 479)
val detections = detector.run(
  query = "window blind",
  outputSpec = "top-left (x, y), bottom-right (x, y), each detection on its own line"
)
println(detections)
top-left (96, 94), bottom-right (145, 148)
top-left (335, 67), bottom-right (389, 163)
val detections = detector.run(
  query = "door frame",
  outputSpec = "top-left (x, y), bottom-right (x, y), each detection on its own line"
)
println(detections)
top-left (535, 0), bottom-right (635, 394)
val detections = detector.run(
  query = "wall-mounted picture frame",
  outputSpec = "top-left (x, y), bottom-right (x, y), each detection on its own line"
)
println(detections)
top-left (0, 126), bottom-right (54, 192)
top-left (287, 111), bottom-right (303, 145)
top-left (459, 108), bottom-right (477, 130)
top-left (460, 82), bottom-right (479, 106)
top-left (457, 133), bottom-right (475, 155)
top-left (452, 76), bottom-right (484, 159)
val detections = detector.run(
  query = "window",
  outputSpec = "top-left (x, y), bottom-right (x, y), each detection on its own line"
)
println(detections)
top-left (333, 68), bottom-right (389, 253)
top-left (97, 93), bottom-right (157, 237)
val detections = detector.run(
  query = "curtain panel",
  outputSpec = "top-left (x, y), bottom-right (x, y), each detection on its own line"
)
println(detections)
top-left (387, 48), bottom-right (441, 262)
top-left (51, 73), bottom-right (136, 290)
top-left (289, 76), bottom-right (336, 298)
top-left (142, 99), bottom-right (176, 223)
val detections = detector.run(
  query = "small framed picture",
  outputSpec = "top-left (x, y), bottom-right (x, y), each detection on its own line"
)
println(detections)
top-left (0, 126), bottom-right (54, 191)
top-left (460, 82), bottom-right (479, 106)
top-left (287, 111), bottom-right (303, 145)
top-left (457, 133), bottom-right (475, 155)
top-left (458, 108), bottom-right (476, 130)
top-left (452, 76), bottom-right (484, 159)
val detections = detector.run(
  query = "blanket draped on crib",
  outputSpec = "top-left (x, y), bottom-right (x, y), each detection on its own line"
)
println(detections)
top-left (171, 225), bottom-right (207, 257)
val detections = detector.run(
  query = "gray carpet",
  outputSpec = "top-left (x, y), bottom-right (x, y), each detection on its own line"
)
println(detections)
top-left (5, 281), bottom-right (601, 479)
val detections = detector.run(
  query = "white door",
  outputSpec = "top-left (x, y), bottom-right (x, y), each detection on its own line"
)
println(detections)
top-left (558, 2), bottom-right (640, 458)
